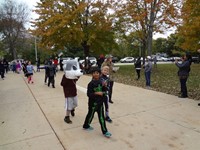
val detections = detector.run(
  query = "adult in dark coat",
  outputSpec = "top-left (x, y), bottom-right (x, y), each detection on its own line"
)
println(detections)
top-left (175, 53), bottom-right (192, 98)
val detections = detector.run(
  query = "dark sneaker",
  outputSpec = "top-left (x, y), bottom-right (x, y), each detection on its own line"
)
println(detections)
top-left (71, 109), bottom-right (75, 117)
top-left (109, 100), bottom-right (114, 104)
top-left (52, 85), bottom-right (55, 88)
top-left (105, 116), bottom-right (112, 123)
top-left (198, 103), bottom-right (200, 106)
top-left (64, 116), bottom-right (72, 124)
top-left (104, 131), bottom-right (112, 138)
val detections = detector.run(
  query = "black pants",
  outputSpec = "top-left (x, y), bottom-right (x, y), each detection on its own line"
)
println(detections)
top-left (83, 102), bottom-right (107, 134)
top-left (180, 77), bottom-right (188, 97)
top-left (103, 95), bottom-right (109, 117)
top-left (44, 74), bottom-right (48, 83)
top-left (48, 76), bottom-right (55, 86)
top-left (0, 70), bottom-right (5, 79)
top-left (136, 69), bottom-right (141, 79)
top-left (109, 81), bottom-right (114, 101)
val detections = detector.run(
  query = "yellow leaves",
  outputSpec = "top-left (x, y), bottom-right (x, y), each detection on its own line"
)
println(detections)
top-left (178, 0), bottom-right (200, 51)
top-left (32, 0), bottom-right (115, 52)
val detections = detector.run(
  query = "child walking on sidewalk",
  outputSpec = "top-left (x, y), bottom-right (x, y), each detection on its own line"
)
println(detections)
top-left (26, 61), bottom-right (35, 84)
top-left (61, 74), bottom-right (78, 124)
top-left (83, 67), bottom-right (112, 138)
top-left (100, 66), bottom-right (112, 123)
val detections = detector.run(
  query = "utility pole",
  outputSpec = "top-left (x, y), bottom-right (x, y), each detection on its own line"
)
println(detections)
top-left (35, 37), bottom-right (38, 63)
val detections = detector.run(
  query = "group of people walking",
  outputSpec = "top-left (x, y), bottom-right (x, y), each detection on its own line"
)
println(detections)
top-left (1, 52), bottom-right (196, 138)
top-left (61, 54), bottom-right (115, 138)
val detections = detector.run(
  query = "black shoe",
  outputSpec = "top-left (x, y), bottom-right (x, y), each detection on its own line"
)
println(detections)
top-left (52, 85), bottom-right (55, 88)
top-left (71, 109), bottom-right (75, 117)
top-left (178, 95), bottom-right (188, 98)
top-left (105, 116), bottom-right (112, 123)
top-left (198, 103), bottom-right (200, 106)
top-left (64, 116), bottom-right (72, 124)
top-left (109, 100), bottom-right (114, 104)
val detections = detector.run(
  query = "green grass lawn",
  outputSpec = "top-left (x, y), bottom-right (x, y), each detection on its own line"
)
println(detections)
top-left (114, 63), bottom-right (200, 100)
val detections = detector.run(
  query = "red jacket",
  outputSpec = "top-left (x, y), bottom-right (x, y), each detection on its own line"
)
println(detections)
top-left (54, 59), bottom-right (58, 65)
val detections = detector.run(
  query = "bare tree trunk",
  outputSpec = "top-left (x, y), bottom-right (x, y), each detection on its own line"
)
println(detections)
top-left (81, 41), bottom-right (90, 72)
top-left (10, 43), bottom-right (17, 59)
top-left (147, 25), bottom-right (153, 56)
top-left (0, 0), bottom-right (29, 60)
top-left (142, 39), bottom-right (146, 65)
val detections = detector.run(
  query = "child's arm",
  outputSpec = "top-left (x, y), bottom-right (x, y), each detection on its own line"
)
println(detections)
top-left (60, 75), bottom-right (66, 86)
top-left (87, 82), bottom-right (103, 98)
top-left (95, 92), bottom-right (103, 96)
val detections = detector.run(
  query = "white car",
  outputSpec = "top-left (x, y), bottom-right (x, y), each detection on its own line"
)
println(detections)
top-left (79, 57), bottom-right (97, 67)
top-left (60, 57), bottom-right (73, 64)
top-left (120, 57), bottom-right (134, 63)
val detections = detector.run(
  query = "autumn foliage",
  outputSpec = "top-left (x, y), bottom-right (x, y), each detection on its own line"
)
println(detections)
top-left (178, 0), bottom-right (200, 51)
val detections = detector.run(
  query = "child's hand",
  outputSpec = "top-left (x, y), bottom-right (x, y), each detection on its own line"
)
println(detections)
top-left (102, 81), bottom-right (107, 87)
top-left (95, 92), bottom-right (103, 96)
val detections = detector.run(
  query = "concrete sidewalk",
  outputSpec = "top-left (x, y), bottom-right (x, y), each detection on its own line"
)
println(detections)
top-left (0, 70), bottom-right (200, 150)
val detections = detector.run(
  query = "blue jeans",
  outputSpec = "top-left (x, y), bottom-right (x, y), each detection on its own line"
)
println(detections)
top-left (145, 71), bottom-right (151, 86)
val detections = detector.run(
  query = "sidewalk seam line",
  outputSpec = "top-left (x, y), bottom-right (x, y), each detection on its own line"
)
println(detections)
top-left (22, 76), bottom-right (66, 150)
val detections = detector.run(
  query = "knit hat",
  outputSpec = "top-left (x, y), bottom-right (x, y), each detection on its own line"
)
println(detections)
top-left (105, 54), bottom-right (113, 59)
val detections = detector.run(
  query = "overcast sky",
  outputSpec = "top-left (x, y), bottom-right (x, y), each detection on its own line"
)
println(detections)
top-left (7, 0), bottom-right (173, 38)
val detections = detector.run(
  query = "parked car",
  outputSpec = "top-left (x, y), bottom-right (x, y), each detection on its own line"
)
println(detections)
top-left (59, 57), bottom-right (73, 64)
top-left (161, 57), bottom-right (169, 61)
top-left (120, 57), bottom-right (134, 63)
top-left (192, 57), bottom-right (199, 63)
top-left (79, 57), bottom-right (97, 67)
top-left (112, 57), bottom-right (119, 63)
top-left (171, 57), bottom-right (181, 62)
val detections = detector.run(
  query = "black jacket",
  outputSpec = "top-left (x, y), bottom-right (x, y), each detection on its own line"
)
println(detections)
top-left (134, 58), bottom-right (141, 69)
top-left (176, 60), bottom-right (191, 77)
top-left (46, 64), bottom-right (56, 77)
top-left (87, 79), bottom-right (105, 105)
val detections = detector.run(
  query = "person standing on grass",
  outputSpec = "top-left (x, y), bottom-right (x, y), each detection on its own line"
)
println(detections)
top-left (153, 56), bottom-right (157, 68)
top-left (101, 55), bottom-right (115, 104)
top-left (134, 57), bottom-right (142, 80)
top-left (83, 67), bottom-right (112, 138)
top-left (144, 56), bottom-right (153, 88)
top-left (175, 53), bottom-right (192, 98)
